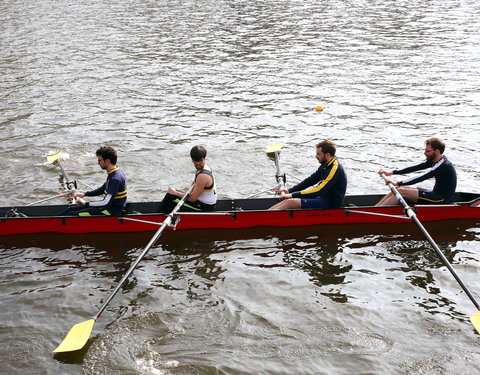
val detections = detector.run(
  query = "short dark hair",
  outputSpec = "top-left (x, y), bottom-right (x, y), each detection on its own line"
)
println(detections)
top-left (96, 146), bottom-right (118, 164)
top-left (426, 138), bottom-right (445, 154)
top-left (316, 139), bottom-right (336, 156)
top-left (190, 145), bottom-right (207, 161)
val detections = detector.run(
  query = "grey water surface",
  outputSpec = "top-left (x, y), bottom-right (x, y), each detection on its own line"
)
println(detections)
top-left (1, 0), bottom-right (480, 374)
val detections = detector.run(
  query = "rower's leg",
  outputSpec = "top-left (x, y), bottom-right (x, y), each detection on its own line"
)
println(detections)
top-left (398, 186), bottom-right (419, 203)
top-left (375, 187), bottom-right (419, 206)
top-left (269, 198), bottom-right (301, 210)
top-left (375, 192), bottom-right (393, 206)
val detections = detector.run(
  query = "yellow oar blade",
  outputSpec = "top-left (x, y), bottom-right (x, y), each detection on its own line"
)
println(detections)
top-left (470, 311), bottom-right (480, 334)
top-left (46, 150), bottom-right (63, 163)
top-left (53, 318), bottom-right (95, 353)
top-left (266, 144), bottom-right (283, 155)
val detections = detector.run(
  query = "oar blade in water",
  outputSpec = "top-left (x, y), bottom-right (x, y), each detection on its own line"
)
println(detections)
top-left (54, 318), bottom-right (95, 353)
top-left (265, 143), bottom-right (283, 156)
top-left (46, 150), bottom-right (63, 163)
top-left (470, 311), bottom-right (480, 334)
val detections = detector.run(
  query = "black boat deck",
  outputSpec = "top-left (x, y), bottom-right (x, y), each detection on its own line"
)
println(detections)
top-left (1, 192), bottom-right (479, 218)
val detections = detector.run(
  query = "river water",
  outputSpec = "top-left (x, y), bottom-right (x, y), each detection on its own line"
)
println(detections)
top-left (1, 0), bottom-right (480, 374)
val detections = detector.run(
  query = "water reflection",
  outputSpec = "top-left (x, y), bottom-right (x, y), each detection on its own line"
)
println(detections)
top-left (273, 237), bottom-right (351, 302)
top-left (78, 220), bottom-right (480, 375)
top-left (1, 220), bottom-right (478, 370)
top-left (344, 224), bottom-right (480, 322)
top-left (2, 0), bottom-right (480, 371)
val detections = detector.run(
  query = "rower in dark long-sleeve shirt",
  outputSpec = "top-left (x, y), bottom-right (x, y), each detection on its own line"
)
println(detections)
top-left (376, 137), bottom-right (457, 206)
top-left (288, 156), bottom-right (347, 208)
top-left (393, 156), bottom-right (456, 203)
top-left (58, 146), bottom-right (127, 216)
top-left (269, 140), bottom-right (347, 210)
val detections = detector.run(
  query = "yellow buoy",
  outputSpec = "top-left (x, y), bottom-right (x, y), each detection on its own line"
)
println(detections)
top-left (315, 105), bottom-right (324, 112)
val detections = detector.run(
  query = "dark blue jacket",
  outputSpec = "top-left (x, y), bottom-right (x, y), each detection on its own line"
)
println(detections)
top-left (289, 157), bottom-right (347, 208)
top-left (85, 167), bottom-right (127, 212)
top-left (394, 156), bottom-right (456, 202)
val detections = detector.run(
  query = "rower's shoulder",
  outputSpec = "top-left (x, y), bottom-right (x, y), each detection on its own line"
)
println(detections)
top-left (195, 171), bottom-right (213, 183)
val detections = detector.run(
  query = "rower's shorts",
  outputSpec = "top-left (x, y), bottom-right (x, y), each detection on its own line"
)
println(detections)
top-left (158, 193), bottom-right (216, 213)
top-left (417, 188), bottom-right (447, 204)
top-left (300, 197), bottom-right (334, 209)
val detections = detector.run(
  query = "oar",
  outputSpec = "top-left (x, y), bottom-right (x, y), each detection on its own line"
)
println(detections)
top-left (26, 193), bottom-right (74, 206)
top-left (245, 187), bottom-right (279, 198)
top-left (53, 186), bottom-right (195, 353)
top-left (266, 143), bottom-right (286, 190)
top-left (380, 174), bottom-right (480, 333)
top-left (46, 150), bottom-right (77, 191)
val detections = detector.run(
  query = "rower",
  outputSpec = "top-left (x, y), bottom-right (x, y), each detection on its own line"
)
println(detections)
top-left (375, 138), bottom-right (457, 206)
top-left (158, 145), bottom-right (217, 213)
top-left (57, 146), bottom-right (127, 216)
top-left (269, 140), bottom-right (347, 210)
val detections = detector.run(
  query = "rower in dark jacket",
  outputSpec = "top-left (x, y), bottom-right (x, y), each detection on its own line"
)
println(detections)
top-left (269, 140), bottom-right (347, 210)
top-left (376, 137), bottom-right (457, 206)
top-left (58, 146), bottom-right (127, 216)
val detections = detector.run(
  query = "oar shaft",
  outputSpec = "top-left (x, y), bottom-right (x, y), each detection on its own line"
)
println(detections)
top-left (410, 214), bottom-right (480, 310)
top-left (56, 159), bottom-right (76, 191)
top-left (245, 187), bottom-right (278, 198)
top-left (26, 193), bottom-right (72, 206)
top-left (93, 186), bottom-right (194, 319)
top-left (93, 217), bottom-right (171, 319)
top-left (382, 174), bottom-right (480, 310)
top-left (273, 152), bottom-right (286, 189)
top-left (46, 151), bottom-right (77, 192)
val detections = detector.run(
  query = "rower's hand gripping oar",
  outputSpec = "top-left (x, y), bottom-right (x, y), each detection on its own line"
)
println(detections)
top-left (53, 185), bottom-right (195, 353)
top-left (380, 174), bottom-right (480, 334)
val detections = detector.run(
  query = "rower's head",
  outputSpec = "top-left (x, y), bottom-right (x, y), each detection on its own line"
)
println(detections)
top-left (316, 140), bottom-right (336, 165)
top-left (190, 145), bottom-right (207, 170)
top-left (424, 138), bottom-right (445, 162)
top-left (96, 146), bottom-right (117, 170)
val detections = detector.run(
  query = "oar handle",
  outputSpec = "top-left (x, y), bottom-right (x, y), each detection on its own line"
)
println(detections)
top-left (380, 174), bottom-right (480, 311)
top-left (93, 185), bottom-right (195, 320)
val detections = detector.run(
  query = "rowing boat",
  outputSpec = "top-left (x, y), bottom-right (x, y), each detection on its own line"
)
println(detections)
top-left (1, 192), bottom-right (479, 236)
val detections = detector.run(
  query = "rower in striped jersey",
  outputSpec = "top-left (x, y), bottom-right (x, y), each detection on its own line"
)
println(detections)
top-left (158, 145), bottom-right (217, 213)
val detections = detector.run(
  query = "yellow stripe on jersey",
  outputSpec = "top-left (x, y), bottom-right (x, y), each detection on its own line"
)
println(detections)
top-left (114, 189), bottom-right (127, 199)
top-left (203, 185), bottom-right (215, 192)
top-left (300, 158), bottom-right (338, 196)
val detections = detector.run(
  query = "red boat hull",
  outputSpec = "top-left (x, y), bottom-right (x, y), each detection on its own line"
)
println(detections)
top-left (1, 197), bottom-right (479, 236)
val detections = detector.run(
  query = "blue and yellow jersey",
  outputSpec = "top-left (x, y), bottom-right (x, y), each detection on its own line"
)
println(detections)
top-left (85, 167), bottom-right (128, 209)
top-left (289, 157), bottom-right (347, 208)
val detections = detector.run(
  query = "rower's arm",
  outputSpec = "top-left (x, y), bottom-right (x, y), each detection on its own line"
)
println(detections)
top-left (188, 174), bottom-right (211, 202)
